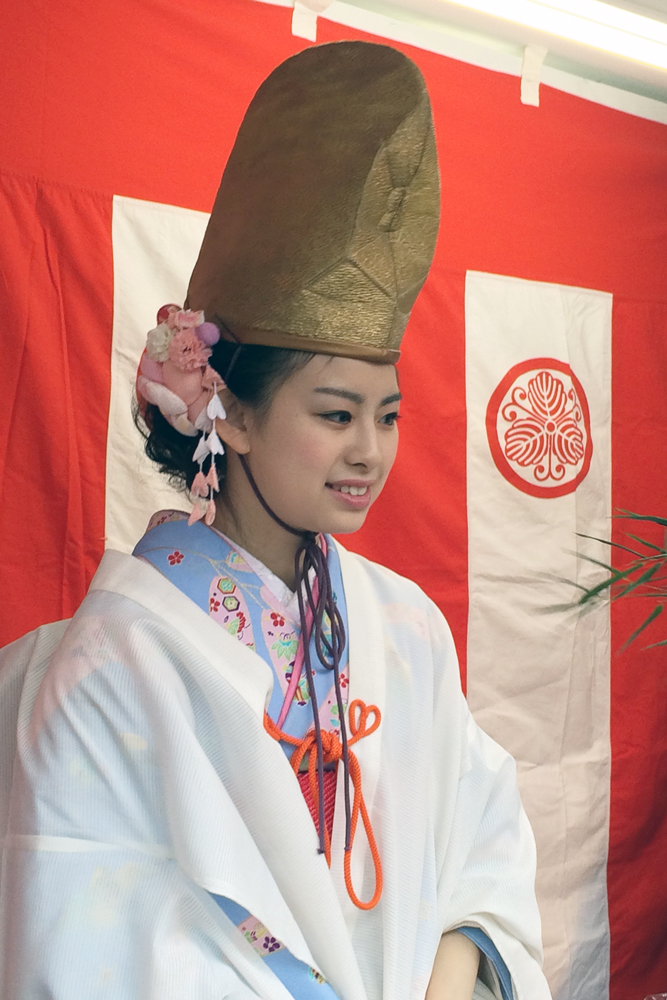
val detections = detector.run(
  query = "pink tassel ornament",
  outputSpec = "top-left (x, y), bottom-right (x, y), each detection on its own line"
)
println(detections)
top-left (206, 464), bottom-right (219, 492)
top-left (191, 471), bottom-right (207, 497)
top-left (188, 503), bottom-right (206, 526)
top-left (205, 498), bottom-right (217, 526)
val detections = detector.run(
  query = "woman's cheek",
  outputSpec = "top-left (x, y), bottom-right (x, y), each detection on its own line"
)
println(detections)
top-left (295, 429), bottom-right (337, 468)
top-left (386, 432), bottom-right (400, 468)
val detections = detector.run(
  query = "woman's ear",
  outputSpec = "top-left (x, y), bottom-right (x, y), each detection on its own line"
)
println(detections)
top-left (214, 389), bottom-right (252, 455)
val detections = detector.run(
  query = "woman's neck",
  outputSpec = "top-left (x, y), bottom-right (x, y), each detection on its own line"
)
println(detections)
top-left (211, 459), bottom-right (302, 589)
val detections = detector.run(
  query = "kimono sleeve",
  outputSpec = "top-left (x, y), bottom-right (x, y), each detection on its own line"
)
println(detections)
top-left (0, 595), bottom-right (276, 1000)
top-left (426, 604), bottom-right (552, 1000)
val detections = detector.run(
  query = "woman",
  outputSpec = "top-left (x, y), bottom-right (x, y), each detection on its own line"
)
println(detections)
top-left (0, 41), bottom-right (551, 1000)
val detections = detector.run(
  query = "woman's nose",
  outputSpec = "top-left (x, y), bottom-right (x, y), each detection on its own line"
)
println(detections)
top-left (347, 419), bottom-right (382, 470)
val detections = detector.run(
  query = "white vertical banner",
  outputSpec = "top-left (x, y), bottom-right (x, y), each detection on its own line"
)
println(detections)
top-left (108, 195), bottom-right (210, 552)
top-left (465, 272), bottom-right (612, 1000)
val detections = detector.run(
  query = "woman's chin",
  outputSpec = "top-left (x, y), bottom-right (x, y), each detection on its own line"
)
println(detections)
top-left (314, 507), bottom-right (371, 537)
top-left (280, 492), bottom-right (374, 536)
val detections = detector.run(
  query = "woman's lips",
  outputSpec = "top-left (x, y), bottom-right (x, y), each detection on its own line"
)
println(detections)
top-left (326, 482), bottom-right (372, 510)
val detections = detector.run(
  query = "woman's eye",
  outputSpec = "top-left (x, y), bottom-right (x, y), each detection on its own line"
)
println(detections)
top-left (380, 411), bottom-right (401, 426)
top-left (319, 410), bottom-right (352, 424)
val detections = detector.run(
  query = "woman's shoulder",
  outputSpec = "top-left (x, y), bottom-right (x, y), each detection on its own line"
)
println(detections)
top-left (0, 550), bottom-right (161, 664)
top-left (9, 552), bottom-right (217, 726)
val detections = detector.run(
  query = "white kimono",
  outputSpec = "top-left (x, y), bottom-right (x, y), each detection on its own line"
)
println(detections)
top-left (0, 543), bottom-right (551, 1000)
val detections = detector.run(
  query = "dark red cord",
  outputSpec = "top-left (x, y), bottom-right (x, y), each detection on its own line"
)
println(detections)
top-left (238, 453), bottom-right (352, 855)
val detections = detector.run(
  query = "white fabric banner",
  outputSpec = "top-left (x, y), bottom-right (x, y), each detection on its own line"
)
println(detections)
top-left (108, 195), bottom-right (210, 552)
top-left (465, 271), bottom-right (612, 1000)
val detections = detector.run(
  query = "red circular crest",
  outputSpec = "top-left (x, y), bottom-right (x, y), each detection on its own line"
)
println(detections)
top-left (485, 358), bottom-right (593, 499)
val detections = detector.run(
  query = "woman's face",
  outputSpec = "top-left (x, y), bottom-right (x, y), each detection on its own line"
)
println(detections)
top-left (239, 355), bottom-right (401, 534)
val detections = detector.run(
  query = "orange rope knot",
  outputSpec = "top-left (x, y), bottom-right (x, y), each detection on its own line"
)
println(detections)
top-left (264, 698), bottom-right (383, 910)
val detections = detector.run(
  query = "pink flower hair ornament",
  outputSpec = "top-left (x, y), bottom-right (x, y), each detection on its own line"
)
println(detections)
top-left (136, 304), bottom-right (227, 525)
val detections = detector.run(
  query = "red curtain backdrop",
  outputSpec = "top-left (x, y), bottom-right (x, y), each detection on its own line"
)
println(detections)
top-left (1, 2), bottom-right (666, 996)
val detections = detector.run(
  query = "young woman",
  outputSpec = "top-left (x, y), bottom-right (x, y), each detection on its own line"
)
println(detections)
top-left (0, 41), bottom-right (551, 1000)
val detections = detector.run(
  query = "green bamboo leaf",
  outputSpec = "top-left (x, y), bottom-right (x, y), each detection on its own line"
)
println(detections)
top-left (615, 562), bottom-right (661, 599)
top-left (624, 533), bottom-right (665, 553)
top-left (578, 573), bottom-right (626, 604)
top-left (617, 511), bottom-right (667, 527)
top-left (577, 547), bottom-right (661, 576)
top-left (577, 552), bottom-right (635, 575)
top-left (619, 604), bottom-right (663, 652)
top-left (576, 532), bottom-right (613, 545)
top-left (598, 562), bottom-right (645, 581)
top-left (577, 512), bottom-right (667, 650)
top-left (577, 533), bottom-right (644, 558)
top-left (577, 559), bottom-right (666, 606)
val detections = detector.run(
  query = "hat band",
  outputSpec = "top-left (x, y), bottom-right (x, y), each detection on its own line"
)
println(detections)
top-left (216, 319), bottom-right (400, 365)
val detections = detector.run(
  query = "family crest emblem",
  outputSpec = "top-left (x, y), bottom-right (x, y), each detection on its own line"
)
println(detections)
top-left (485, 358), bottom-right (593, 498)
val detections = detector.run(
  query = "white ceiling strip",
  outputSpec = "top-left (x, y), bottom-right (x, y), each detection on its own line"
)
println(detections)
top-left (253, 0), bottom-right (667, 123)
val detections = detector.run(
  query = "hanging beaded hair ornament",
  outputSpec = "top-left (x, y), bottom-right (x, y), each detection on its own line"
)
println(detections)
top-left (135, 304), bottom-right (227, 526)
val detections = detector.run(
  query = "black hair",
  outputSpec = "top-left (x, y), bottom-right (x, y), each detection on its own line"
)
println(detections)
top-left (135, 339), bottom-right (314, 492)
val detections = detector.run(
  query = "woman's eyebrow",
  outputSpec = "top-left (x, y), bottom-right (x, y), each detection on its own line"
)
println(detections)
top-left (314, 387), bottom-right (364, 405)
top-left (381, 392), bottom-right (402, 406)
top-left (313, 387), bottom-right (402, 407)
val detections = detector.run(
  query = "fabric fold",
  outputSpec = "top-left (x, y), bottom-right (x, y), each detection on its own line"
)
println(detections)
top-left (0, 547), bottom-right (550, 1000)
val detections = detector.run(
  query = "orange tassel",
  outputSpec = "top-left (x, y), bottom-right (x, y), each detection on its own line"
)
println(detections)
top-left (264, 700), bottom-right (383, 910)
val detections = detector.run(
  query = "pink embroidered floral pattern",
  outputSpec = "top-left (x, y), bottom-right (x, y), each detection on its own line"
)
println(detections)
top-left (208, 575), bottom-right (254, 648)
top-left (237, 915), bottom-right (285, 957)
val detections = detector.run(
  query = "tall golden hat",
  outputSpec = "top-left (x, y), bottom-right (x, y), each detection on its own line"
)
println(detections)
top-left (187, 41), bottom-right (440, 364)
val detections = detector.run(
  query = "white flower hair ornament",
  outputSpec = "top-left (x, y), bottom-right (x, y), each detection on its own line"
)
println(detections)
top-left (136, 304), bottom-right (227, 526)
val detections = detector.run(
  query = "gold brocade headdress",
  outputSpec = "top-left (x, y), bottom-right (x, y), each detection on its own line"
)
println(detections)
top-left (186, 41), bottom-right (440, 364)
